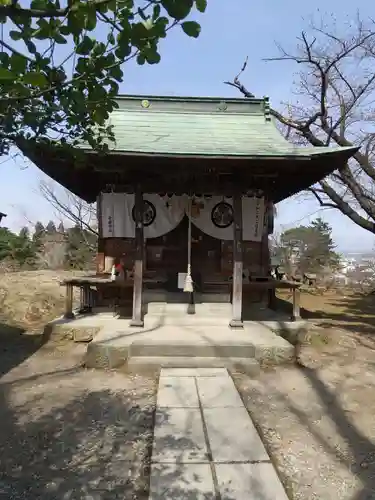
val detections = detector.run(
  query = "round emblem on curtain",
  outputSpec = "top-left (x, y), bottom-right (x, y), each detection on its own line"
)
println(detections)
top-left (211, 202), bottom-right (234, 228)
top-left (132, 200), bottom-right (156, 227)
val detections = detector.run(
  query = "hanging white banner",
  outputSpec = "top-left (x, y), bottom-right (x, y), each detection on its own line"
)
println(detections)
top-left (101, 193), bottom-right (185, 238)
top-left (100, 193), bottom-right (265, 242)
top-left (189, 196), bottom-right (265, 242)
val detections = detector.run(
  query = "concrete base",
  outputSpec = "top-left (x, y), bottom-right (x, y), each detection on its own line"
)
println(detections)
top-left (46, 303), bottom-right (306, 372)
top-left (84, 321), bottom-right (295, 371)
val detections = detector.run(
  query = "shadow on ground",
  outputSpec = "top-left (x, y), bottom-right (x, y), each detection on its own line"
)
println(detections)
top-left (296, 365), bottom-right (375, 500)
top-left (0, 385), bottom-right (154, 499)
top-left (275, 292), bottom-right (375, 340)
top-left (0, 321), bottom-right (51, 377)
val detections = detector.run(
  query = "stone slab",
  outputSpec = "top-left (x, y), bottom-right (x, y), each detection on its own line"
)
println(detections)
top-left (160, 368), bottom-right (229, 378)
top-left (152, 409), bottom-right (209, 464)
top-left (127, 357), bottom-right (260, 376)
top-left (149, 463), bottom-right (215, 500)
top-left (156, 376), bottom-right (199, 408)
top-left (203, 407), bottom-right (269, 463)
top-left (215, 463), bottom-right (289, 500)
top-left (196, 376), bottom-right (243, 408)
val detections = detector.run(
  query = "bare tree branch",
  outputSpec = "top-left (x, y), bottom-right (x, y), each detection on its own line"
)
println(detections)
top-left (225, 16), bottom-right (375, 234)
top-left (39, 181), bottom-right (98, 239)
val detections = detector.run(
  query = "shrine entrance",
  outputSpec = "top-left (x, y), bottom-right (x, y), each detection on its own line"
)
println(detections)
top-left (146, 216), bottom-right (223, 293)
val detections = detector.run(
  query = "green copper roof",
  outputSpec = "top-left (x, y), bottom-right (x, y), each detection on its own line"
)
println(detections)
top-left (18, 94), bottom-right (359, 204)
top-left (98, 95), bottom-right (356, 159)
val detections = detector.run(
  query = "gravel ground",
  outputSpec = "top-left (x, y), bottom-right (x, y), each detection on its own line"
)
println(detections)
top-left (234, 328), bottom-right (375, 500)
top-left (0, 334), bottom-right (157, 500)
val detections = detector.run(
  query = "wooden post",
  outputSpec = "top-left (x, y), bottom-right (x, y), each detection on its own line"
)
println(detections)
top-left (229, 194), bottom-right (244, 328)
top-left (292, 286), bottom-right (301, 321)
top-left (130, 187), bottom-right (144, 327)
top-left (64, 283), bottom-right (74, 319)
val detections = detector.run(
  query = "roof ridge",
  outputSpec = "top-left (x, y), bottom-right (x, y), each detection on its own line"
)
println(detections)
top-left (114, 94), bottom-right (265, 104)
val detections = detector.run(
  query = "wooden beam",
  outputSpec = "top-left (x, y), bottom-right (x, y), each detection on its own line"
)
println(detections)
top-left (130, 187), bottom-right (144, 327)
top-left (229, 193), bottom-right (244, 328)
top-left (291, 287), bottom-right (301, 321)
top-left (64, 283), bottom-right (74, 319)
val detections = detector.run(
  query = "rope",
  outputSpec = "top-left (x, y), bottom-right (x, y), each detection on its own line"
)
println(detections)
top-left (183, 196), bottom-right (194, 293)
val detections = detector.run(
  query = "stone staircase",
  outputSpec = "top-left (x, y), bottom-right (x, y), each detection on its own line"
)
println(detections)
top-left (143, 301), bottom-right (233, 326)
top-left (128, 302), bottom-right (262, 373)
top-left (84, 301), bottom-right (296, 373)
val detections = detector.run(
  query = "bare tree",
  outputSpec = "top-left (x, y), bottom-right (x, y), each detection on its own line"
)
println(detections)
top-left (225, 15), bottom-right (375, 233)
top-left (39, 181), bottom-right (98, 252)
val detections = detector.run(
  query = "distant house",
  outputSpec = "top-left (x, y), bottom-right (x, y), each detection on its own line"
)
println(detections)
top-left (0, 212), bottom-right (6, 224)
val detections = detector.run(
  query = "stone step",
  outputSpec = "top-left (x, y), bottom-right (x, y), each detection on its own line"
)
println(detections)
top-left (143, 315), bottom-right (230, 327)
top-left (129, 341), bottom-right (255, 358)
top-left (146, 302), bottom-right (232, 317)
top-left (127, 356), bottom-right (260, 376)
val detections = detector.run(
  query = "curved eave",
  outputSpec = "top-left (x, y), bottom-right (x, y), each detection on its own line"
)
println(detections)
top-left (272, 148), bottom-right (359, 203)
top-left (18, 140), bottom-right (359, 204)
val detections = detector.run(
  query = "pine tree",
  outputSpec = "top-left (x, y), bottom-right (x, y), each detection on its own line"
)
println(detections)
top-left (46, 221), bottom-right (57, 234)
top-left (32, 221), bottom-right (44, 241)
top-left (278, 217), bottom-right (341, 276)
top-left (19, 226), bottom-right (30, 239)
top-left (0, 227), bottom-right (36, 266)
top-left (65, 225), bottom-right (96, 270)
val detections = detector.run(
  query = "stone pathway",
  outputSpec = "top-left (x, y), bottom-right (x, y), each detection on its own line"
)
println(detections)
top-left (149, 368), bottom-right (289, 499)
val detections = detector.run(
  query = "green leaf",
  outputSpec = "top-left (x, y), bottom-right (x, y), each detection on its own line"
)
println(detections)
top-left (10, 54), bottom-right (27, 73)
top-left (115, 44), bottom-right (132, 59)
top-left (152, 16), bottom-right (169, 38)
top-left (9, 30), bottom-right (22, 41)
top-left (76, 35), bottom-right (94, 55)
top-left (195, 0), bottom-right (207, 12)
top-left (145, 50), bottom-right (161, 64)
top-left (92, 108), bottom-right (108, 125)
top-left (23, 72), bottom-right (48, 86)
top-left (85, 7), bottom-right (97, 31)
top-left (0, 52), bottom-right (9, 65)
top-left (142, 18), bottom-right (154, 30)
top-left (136, 53), bottom-right (146, 65)
top-left (107, 31), bottom-right (115, 45)
top-left (162, 0), bottom-right (193, 20)
top-left (54, 32), bottom-right (67, 44)
top-left (108, 65), bottom-right (123, 82)
top-left (152, 4), bottom-right (161, 20)
top-left (0, 68), bottom-right (16, 80)
top-left (30, 0), bottom-right (47, 9)
top-left (181, 21), bottom-right (201, 38)
top-left (137, 7), bottom-right (147, 20)
top-left (60, 25), bottom-right (71, 36)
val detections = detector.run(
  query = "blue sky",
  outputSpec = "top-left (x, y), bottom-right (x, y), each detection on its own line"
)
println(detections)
top-left (1, 0), bottom-right (374, 253)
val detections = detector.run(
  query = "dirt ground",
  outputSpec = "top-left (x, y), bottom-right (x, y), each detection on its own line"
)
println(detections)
top-left (234, 289), bottom-right (375, 500)
top-left (0, 270), bottom-right (158, 499)
top-left (0, 336), bottom-right (157, 499)
top-left (2, 271), bottom-right (375, 499)
top-left (0, 270), bottom-right (85, 333)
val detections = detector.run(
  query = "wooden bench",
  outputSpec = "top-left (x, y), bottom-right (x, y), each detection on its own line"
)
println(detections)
top-left (198, 278), bottom-right (302, 321)
top-left (60, 276), bottom-right (133, 319)
top-left (242, 279), bottom-right (302, 321)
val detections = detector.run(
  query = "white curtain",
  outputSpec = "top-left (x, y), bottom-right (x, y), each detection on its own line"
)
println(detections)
top-left (101, 193), bottom-right (185, 238)
top-left (188, 196), bottom-right (265, 242)
top-left (100, 193), bottom-right (265, 242)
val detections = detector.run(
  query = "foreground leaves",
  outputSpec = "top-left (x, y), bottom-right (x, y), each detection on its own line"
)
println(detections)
top-left (0, 0), bottom-right (208, 154)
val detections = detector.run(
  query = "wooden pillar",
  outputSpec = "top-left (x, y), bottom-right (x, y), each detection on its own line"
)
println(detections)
top-left (130, 187), bottom-right (144, 327)
top-left (96, 193), bottom-right (105, 274)
top-left (291, 286), bottom-right (301, 321)
top-left (229, 193), bottom-right (244, 328)
top-left (64, 283), bottom-right (74, 319)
